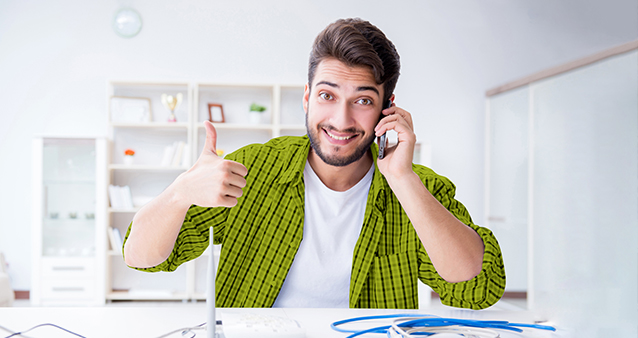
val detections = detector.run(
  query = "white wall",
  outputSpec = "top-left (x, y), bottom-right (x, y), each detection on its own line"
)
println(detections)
top-left (531, 50), bottom-right (638, 336)
top-left (0, 0), bottom-right (636, 291)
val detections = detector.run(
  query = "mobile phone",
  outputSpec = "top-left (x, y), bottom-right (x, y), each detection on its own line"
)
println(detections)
top-left (377, 99), bottom-right (392, 159)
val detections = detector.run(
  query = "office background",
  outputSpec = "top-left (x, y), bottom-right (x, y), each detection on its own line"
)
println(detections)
top-left (0, 0), bottom-right (636, 334)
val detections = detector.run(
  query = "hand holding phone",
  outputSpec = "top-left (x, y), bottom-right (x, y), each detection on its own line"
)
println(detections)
top-left (377, 99), bottom-right (391, 159)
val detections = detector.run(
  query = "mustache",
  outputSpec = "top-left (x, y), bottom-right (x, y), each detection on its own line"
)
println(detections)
top-left (318, 124), bottom-right (364, 135)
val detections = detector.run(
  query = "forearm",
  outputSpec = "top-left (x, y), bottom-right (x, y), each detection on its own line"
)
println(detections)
top-left (124, 178), bottom-right (192, 268)
top-left (387, 172), bottom-right (484, 283)
top-left (124, 121), bottom-right (247, 269)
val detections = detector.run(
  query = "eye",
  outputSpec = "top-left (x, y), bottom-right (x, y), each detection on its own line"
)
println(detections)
top-left (356, 98), bottom-right (373, 105)
top-left (319, 92), bottom-right (333, 101)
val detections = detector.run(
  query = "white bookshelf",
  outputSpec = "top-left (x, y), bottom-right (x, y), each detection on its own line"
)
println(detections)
top-left (105, 81), bottom-right (305, 302)
top-left (108, 164), bottom-right (189, 171)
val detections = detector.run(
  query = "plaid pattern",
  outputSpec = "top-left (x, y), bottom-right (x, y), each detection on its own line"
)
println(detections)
top-left (124, 136), bottom-right (505, 309)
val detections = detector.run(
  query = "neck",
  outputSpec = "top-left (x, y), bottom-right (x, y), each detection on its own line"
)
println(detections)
top-left (307, 149), bottom-right (373, 192)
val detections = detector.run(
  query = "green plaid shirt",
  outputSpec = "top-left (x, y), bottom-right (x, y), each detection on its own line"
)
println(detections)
top-left (124, 136), bottom-right (505, 309)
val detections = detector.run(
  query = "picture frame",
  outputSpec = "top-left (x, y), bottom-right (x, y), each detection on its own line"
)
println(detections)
top-left (208, 103), bottom-right (225, 123)
top-left (110, 96), bottom-right (152, 123)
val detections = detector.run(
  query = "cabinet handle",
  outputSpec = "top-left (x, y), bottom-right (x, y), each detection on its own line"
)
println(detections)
top-left (487, 216), bottom-right (506, 222)
top-left (52, 266), bottom-right (85, 271)
top-left (52, 287), bottom-right (85, 292)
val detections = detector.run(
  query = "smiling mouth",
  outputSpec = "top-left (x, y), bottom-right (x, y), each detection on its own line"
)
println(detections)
top-left (324, 128), bottom-right (358, 141)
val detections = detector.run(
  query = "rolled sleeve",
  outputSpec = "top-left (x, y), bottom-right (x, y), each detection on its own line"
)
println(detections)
top-left (123, 205), bottom-right (229, 273)
top-left (417, 170), bottom-right (506, 309)
top-left (121, 149), bottom-right (249, 273)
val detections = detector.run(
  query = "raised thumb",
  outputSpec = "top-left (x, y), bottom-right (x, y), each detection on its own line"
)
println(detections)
top-left (202, 121), bottom-right (218, 155)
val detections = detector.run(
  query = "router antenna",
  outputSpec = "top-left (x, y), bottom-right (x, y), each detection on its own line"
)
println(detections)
top-left (207, 226), bottom-right (216, 338)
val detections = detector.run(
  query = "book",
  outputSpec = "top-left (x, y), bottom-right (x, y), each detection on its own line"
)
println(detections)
top-left (172, 141), bottom-right (185, 166)
top-left (108, 185), bottom-right (122, 209)
top-left (108, 185), bottom-right (134, 209)
top-left (108, 227), bottom-right (124, 252)
top-left (120, 185), bottom-right (134, 209)
top-left (160, 144), bottom-right (176, 167)
top-left (181, 144), bottom-right (190, 167)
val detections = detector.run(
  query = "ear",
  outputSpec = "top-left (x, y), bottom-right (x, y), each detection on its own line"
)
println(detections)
top-left (303, 83), bottom-right (310, 114)
top-left (389, 94), bottom-right (396, 106)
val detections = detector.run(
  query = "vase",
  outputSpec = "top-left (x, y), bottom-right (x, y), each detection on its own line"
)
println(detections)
top-left (123, 156), bottom-right (134, 165)
top-left (249, 111), bottom-right (262, 124)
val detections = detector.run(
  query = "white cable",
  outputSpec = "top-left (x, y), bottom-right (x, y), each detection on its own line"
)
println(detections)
top-left (154, 323), bottom-right (205, 338)
top-left (415, 327), bottom-right (499, 337)
top-left (390, 318), bottom-right (500, 338)
top-left (390, 326), bottom-right (500, 337)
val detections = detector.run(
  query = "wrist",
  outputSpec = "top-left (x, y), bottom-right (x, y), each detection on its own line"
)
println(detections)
top-left (386, 171), bottom-right (422, 193)
top-left (168, 173), bottom-right (195, 209)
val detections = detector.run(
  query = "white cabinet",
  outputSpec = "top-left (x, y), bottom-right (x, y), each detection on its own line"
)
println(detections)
top-left (31, 137), bottom-right (107, 306)
top-left (106, 81), bottom-right (305, 301)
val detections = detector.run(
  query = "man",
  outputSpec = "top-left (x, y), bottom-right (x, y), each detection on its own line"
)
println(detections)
top-left (123, 18), bottom-right (505, 309)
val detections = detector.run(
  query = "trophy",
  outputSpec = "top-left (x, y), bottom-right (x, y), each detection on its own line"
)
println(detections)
top-left (161, 93), bottom-right (183, 122)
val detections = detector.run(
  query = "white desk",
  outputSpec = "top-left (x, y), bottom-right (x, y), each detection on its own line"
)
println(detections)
top-left (0, 306), bottom-right (566, 338)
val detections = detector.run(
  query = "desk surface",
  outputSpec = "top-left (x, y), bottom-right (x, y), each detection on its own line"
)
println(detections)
top-left (0, 306), bottom-right (566, 338)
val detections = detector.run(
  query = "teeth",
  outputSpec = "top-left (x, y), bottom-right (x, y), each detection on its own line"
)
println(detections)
top-left (326, 130), bottom-right (354, 140)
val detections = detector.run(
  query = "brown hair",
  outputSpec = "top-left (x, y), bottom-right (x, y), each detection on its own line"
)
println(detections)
top-left (308, 18), bottom-right (401, 104)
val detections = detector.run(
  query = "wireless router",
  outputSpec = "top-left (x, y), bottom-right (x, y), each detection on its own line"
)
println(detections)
top-left (206, 227), bottom-right (305, 338)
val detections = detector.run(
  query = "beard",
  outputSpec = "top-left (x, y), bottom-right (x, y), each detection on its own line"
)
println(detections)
top-left (305, 112), bottom-right (375, 167)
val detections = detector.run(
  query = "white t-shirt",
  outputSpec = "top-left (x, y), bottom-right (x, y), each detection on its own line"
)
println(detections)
top-left (273, 160), bottom-right (375, 308)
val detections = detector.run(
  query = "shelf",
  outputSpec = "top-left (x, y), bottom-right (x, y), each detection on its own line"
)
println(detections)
top-left (279, 124), bottom-right (306, 130)
top-left (44, 217), bottom-right (95, 223)
top-left (198, 123), bottom-right (274, 130)
top-left (44, 179), bottom-right (96, 184)
top-left (109, 207), bottom-right (141, 213)
top-left (109, 164), bottom-right (188, 171)
top-left (106, 291), bottom-right (188, 301)
top-left (191, 293), bottom-right (206, 300)
top-left (110, 81), bottom-right (189, 88)
top-left (42, 252), bottom-right (96, 258)
top-left (110, 122), bottom-right (189, 129)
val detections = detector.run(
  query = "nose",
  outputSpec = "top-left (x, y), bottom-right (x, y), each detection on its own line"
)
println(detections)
top-left (329, 101), bottom-right (356, 132)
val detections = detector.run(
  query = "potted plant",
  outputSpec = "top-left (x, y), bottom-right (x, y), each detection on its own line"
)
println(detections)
top-left (249, 103), bottom-right (266, 124)
top-left (123, 148), bottom-right (135, 165)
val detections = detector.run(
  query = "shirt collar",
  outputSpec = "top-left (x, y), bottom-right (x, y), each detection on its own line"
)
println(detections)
top-left (277, 137), bottom-right (388, 210)
top-left (276, 136), bottom-right (311, 186)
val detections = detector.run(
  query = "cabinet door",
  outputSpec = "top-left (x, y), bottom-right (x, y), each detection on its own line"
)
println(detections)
top-left (41, 139), bottom-right (97, 258)
top-left (487, 86), bottom-right (529, 292)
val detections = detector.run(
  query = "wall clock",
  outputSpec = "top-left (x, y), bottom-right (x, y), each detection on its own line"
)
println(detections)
top-left (113, 8), bottom-right (142, 38)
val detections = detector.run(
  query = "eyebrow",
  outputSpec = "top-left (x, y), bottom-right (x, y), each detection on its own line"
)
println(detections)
top-left (315, 81), bottom-right (380, 96)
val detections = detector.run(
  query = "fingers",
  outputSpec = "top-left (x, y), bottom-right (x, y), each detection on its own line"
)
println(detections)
top-left (217, 195), bottom-right (241, 208)
top-left (375, 114), bottom-right (413, 137)
top-left (226, 170), bottom-right (247, 190)
top-left (216, 160), bottom-right (248, 181)
top-left (223, 185), bottom-right (244, 199)
top-left (376, 121), bottom-right (416, 145)
top-left (380, 107), bottom-right (414, 129)
top-left (197, 167), bottom-right (246, 208)
top-left (202, 121), bottom-right (218, 155)
top-left (217, 161), bottom-right (247, 199)
top-left (227, 161), bottom-right (248, 177)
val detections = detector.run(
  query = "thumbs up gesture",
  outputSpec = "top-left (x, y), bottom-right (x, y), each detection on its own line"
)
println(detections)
top-left (174, 121), bottom-right (248, 208)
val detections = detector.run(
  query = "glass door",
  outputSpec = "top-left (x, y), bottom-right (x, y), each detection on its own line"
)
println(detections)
top-left (41, 138), bottom-right (97, 257)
